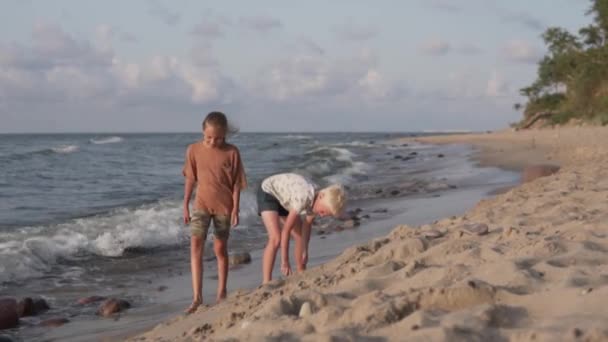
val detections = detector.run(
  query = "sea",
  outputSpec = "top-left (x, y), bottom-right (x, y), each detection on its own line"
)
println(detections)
top-left (0, 132), bottom-right (519, 341)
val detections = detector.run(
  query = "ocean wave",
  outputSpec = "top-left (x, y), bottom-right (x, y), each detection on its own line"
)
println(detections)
top-left (90, 136), bottom-right (124, 145)
top-left (0, 193), bottom-right (262, 284)
top-left (331, 141), bottom-right (377, 148)
top-left (51, 145), bottom-right (80, 154)
top-left (298, 146), bottom-right (369, 185)
top-left (278, 135), bottom-right (312, 140)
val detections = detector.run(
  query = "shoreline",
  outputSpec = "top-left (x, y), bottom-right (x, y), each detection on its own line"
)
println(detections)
top-left (46, 169), bottom-right (513, 341)
top-left (128, 125), bottom-right (608, 341)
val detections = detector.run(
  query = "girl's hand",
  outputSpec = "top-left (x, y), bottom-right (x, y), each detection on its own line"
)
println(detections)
top-left (231, 210), bottom-right (239, 227)
top-left (281, 262), bottom-right (292, 276)
top-left (183, 207), bottom-right (190, 224)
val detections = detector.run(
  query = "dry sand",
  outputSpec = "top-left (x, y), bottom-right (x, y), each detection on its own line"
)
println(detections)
top-left (129, 126), bottom-right (608, 342)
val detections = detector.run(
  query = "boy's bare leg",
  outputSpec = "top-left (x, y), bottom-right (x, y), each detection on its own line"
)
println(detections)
top-left (261, 211), bottom-right (281, 284)
top-left (290, 217), bottom-right (304, 272)
top-left (214, 237), bottom-right (229, 302)
top-left (187, 235), bottom-right (204, 313)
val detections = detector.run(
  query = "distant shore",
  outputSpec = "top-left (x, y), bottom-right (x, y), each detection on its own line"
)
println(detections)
top-left (129, 125), bottom-right (608, 341)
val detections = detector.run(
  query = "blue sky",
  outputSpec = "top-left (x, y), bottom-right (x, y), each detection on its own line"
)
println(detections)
top-left (0, 0), bottom-right (592, 132)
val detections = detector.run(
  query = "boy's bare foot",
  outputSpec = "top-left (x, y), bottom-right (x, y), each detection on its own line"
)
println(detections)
top-left (184, 300), bottom-right (202, 314)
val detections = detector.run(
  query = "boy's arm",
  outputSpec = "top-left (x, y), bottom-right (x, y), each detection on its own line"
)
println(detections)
top-left (300, 214), bottom-right (315, 268)
top-left (183, 177), bottom-right (195, 224)
top-left (302, 215), bottom-right (314, 253)
top-left (280, 210), bottom-right (300, 274)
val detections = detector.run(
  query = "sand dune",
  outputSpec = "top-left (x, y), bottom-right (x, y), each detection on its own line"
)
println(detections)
top-left (129, 126), bottom-right (608, 342)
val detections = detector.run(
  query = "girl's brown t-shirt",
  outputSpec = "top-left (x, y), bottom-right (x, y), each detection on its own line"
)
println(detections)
top-left (182, 141), bottom-right (247, 215)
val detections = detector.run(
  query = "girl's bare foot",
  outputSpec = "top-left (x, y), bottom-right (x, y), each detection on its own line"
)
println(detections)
top-left (184, 300), bottom-right (202, 314)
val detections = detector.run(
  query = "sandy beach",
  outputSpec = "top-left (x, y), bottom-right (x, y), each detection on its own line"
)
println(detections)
top-left (128, 125), bottom-right (608, 342)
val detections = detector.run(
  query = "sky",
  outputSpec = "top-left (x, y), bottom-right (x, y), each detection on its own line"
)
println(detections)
top-left (0, 0), bottom-right (593, 133)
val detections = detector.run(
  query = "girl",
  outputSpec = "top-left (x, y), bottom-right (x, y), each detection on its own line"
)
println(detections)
top-left (182, 111), bottom-right (247, 313)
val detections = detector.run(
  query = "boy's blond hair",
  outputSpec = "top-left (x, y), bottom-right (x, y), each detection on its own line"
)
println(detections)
top-left (319, 184), bottom-right (346, 217)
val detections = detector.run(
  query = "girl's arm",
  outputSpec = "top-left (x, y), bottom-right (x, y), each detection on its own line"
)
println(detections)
top-left (231, 186), bottom-right (241, 227)
top-left (280, 210), bottom-right (300, 275)
top-left (183, 177), bottom-right (195, 224)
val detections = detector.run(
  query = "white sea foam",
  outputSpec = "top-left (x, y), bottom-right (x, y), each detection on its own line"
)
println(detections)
top-left (51, 145), bottom-right (79, 154)
top-left (0, 195), bottom-right (263, 284)
top-left (90, 136), bottom-right (124, 145)
top-left (332, 141), bottom-right (376, 148)
top-left (278, 135), bottom-right (312, 140)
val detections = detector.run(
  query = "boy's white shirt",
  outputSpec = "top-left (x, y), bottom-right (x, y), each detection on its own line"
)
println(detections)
top-left (261, 173), bottom-right (316, 215)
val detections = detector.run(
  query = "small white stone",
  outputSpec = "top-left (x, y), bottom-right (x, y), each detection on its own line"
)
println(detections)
top-left (240, 320), bottom-right (251, 329)
top-left (299, 302), bottom-right (312, 318)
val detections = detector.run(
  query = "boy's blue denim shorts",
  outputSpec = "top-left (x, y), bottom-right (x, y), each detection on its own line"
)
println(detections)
top-left (190, 210), bottom-right (230, 240)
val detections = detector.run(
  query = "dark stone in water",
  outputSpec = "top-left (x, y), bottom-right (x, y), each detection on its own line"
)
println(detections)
top-left (77, 296), bottom-right (106, 305)
top-left (394, 155), bottom-right (403, 159)
top-left (390, 190), bottom-right (400, 196)
top-left (97, 299), bottom-right (131, 317)
top-left (437, 154), bottom-right (445, 158)
top-left (409, 152), bottom-right (418, 156)
top-left (157, 286), bottom-right (168, 292)
top-left (16, 298), bottom-right (33, 317)
top-left (39, 318), bottom-right (69, 328)
top-left (372, 209), bottom-right (388, 213)
top-left (401, 143), bottom-right (408, 147)
top-left (375, 189), bottom-right (383, 194)
top-left (17, 297), bottom-right (49, 317)
top-left (361, 214), bottom-right (370, 219)
top-left (229, 252), bottom-right (252, 266)
top-left (342, 219), bottom-right (358, 229)
top-left (386, 152), bottom-right (392, 155)
top-left (369, 140), bottom-right (375, 144)
top-left (0, 298), bottom-right (18, 330)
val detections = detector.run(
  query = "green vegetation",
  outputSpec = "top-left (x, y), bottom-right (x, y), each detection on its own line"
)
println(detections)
top-left (518, 0), bottom-right (608, 127)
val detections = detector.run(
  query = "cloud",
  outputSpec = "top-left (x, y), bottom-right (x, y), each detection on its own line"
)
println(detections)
top-left (250, 51), bottom-right (404, 103)
top-left (485, 71), bottom-right (510, 97)
top-left (0, 22), bottom-right (113, 70)
top-left (425, 0), bottom-right (463, 12)
top-left (298, 37), bottom-right (324, 55)
top-left (95, 25), bottom-right (137, 51)
top-left (498, 9), bottom-right (544, 31)
top-left (455, 43), bottom-right (483, 55)
top-left (421, 39), bottom-right (451, 56)
top-left (147, 0), bottom-right (180, 26)
top-left (334, 21), bottom-right (379, 41)
top-left (190, 12), bottom-right (231, 39)
top-left (421, 38), bottom-right (482, 56)
top-left (502, 39), bottom-right (543, 64)
top-left (239, 15), bottom-right (282, 32)
top-left (0, 23), bottom-right (235, 112)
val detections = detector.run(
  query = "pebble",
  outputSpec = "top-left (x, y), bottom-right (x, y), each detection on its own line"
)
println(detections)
top-left (462, 223), bottom-right (489, 236)
top-left (422, 229), bottom-right (444, 239)
top-left (299, 302), bottom-right (312, 318)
